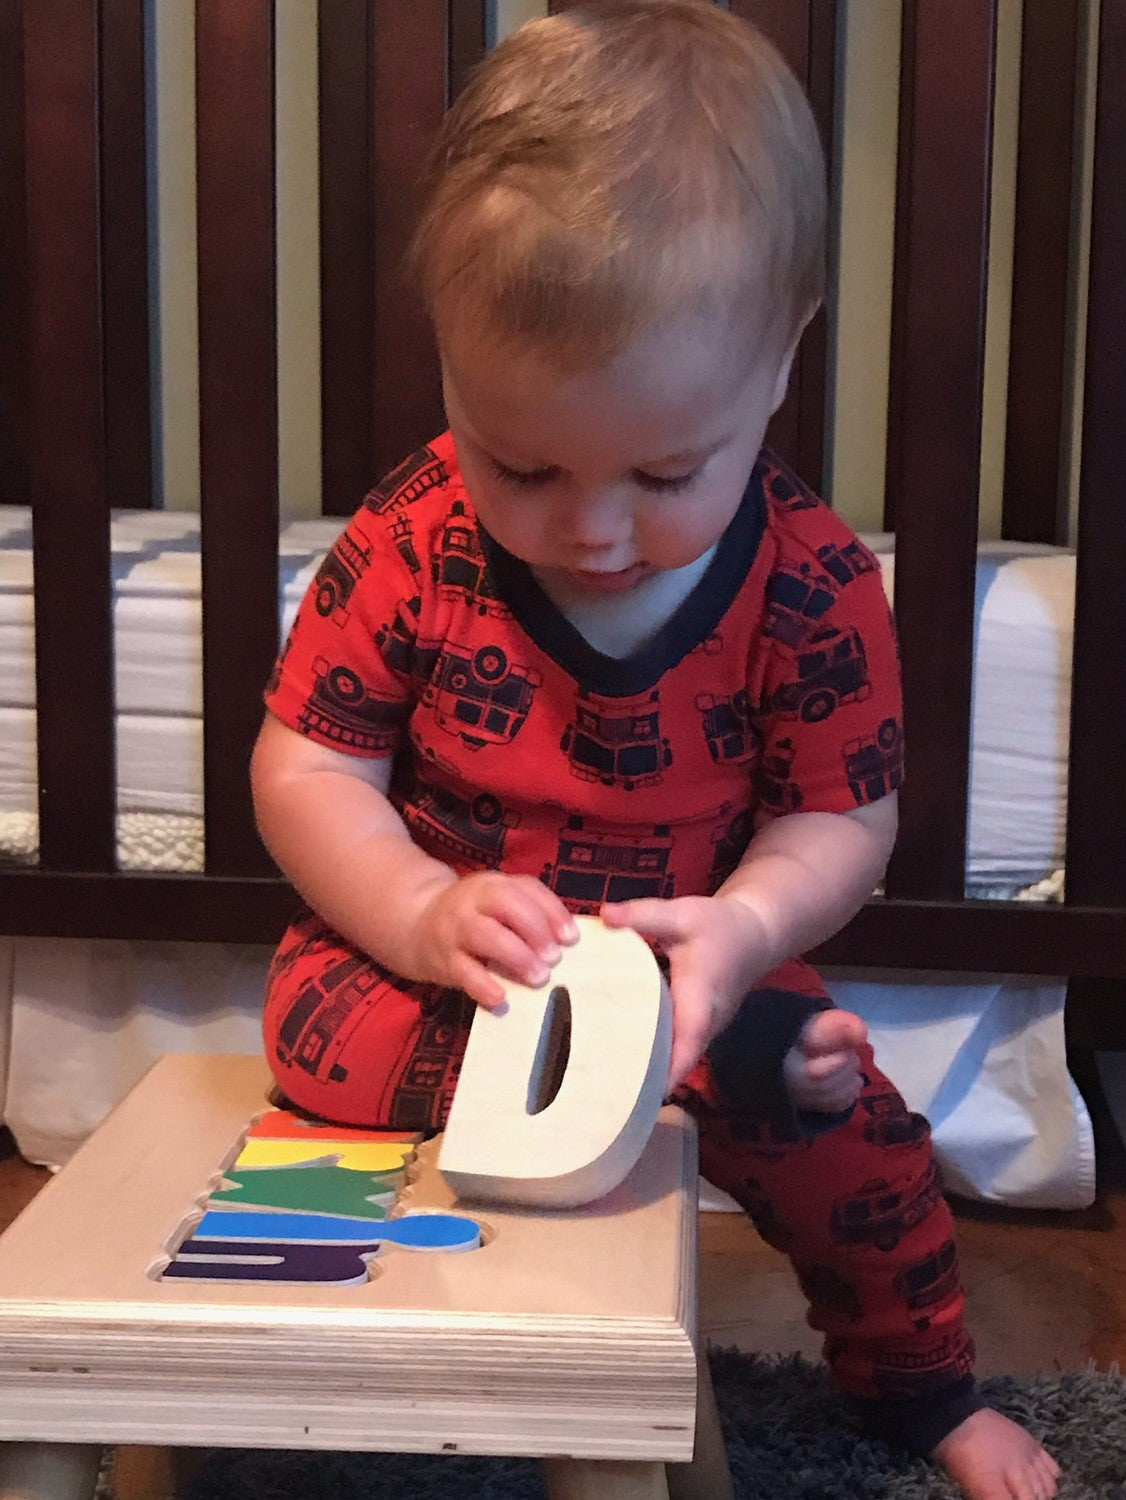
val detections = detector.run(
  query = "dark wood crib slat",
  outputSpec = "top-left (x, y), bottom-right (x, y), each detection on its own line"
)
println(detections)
top-left (98, 0), bottom-right (153, 511)
top-left (0, 0), bottom-right (28, 509)
top-left (883, 0), bottom-right (997, 902)
top-left (1065, 0), bottom-right (1126, 911)
top-left (1001, 1), bottom-right (1081, 545)
top-left (320, 3), bottom-right (471, 514)
top-left (196, 0), bottom-right (279, 877)
top-left (23, 0), bottom-right (117, 871)
top-left (1002, 3), bottom-right (1083, 547)
top-left (370, 0), bottom-right (447, 479)
top-left (448, 0), bottom-right (488, 101)
top-left (318, 0), bottom-right (376, 517)
top-left (731, 0), bottom-right (837, 496)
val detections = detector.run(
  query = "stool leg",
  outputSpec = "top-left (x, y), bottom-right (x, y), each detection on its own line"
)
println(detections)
top-left (666, 1353), bottom-right (734, 1500)
top-left (0, 1445), bottom-right (102, 1500)
top-left (542, 1458), bottom-right (670, 1499)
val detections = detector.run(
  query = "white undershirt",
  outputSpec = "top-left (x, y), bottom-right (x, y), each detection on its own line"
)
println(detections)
top-left (532, 545), bottom-right (718, 659)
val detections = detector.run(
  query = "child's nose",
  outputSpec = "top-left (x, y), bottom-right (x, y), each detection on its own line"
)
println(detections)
top-left (563, 491), bottom-right (628, 550)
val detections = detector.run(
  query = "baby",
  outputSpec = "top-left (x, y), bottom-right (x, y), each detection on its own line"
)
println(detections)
top-left (252, 6), bottom-right (1058, 1497)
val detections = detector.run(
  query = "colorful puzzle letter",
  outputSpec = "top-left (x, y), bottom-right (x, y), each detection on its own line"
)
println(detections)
top-left (161, 1111), bottom-right (483, 1284)
top-left (438, 915), bottom-right (671, 1208)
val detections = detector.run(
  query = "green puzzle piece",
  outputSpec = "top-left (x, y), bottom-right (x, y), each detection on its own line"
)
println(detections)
top-left (212, 1164), bottom-right (404, 1218)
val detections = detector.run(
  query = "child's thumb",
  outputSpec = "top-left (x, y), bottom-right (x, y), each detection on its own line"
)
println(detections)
top-left (600, 898), bottom-right (683, 944)
top-left (800, 1008), bottom-right (867, 1057)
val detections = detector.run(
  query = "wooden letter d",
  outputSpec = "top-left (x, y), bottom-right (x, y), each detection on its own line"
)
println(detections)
top-left (438, 916), bottom-right (672, 1207)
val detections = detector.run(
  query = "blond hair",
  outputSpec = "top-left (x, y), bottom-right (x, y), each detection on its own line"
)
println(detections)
top-left (410, 0), bottom-right (826, 370)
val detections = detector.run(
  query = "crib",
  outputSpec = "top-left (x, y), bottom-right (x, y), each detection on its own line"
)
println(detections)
top-left (0, 0), bottom-right (1123, 1196)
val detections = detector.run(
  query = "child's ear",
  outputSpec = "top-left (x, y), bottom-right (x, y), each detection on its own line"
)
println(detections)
top-left (769, 302), bottom-right (820, 415)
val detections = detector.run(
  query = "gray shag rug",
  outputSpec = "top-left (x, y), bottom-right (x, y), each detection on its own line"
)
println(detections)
top-left (129, 1351), bottom-right (1126, 1499)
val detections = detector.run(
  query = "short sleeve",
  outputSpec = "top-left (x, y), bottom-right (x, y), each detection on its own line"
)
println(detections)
top-left (753, 546), bottom-right (904, 818)
top-left (264, 510), bottom-right (416, 757)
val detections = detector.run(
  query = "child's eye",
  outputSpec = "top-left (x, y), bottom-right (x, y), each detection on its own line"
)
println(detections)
top-left (634, 469), bottom-right (700, 493)
top-left (489, 459), bottom-right (559, 489)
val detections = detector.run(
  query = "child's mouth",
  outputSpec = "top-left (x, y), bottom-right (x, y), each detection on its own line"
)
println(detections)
top-left (564, 563), bottom-right (649, 594)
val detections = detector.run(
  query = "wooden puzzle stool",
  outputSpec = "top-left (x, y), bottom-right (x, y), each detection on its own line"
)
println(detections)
top-left (0, 1054), bottom-right (733, 1500)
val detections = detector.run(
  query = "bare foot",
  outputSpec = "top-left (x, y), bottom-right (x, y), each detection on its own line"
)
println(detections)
top-left (933, 1408), bottom-right (1060, 1500)
top-left (781, 1008), bottom-right (867, 1114)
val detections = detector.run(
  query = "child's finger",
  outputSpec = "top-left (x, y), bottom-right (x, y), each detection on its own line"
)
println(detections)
top-left (601, 896), bottom-right (689, 946)
top-left (666, 979), bottom-right (712, 1091)
top-left (526, 882), bottom-right (580, 943)
top-left (472, 915), bottom-right (555, 988)
top-left (517, 878), bottom-right (580, 945)
top-left (448, 951), bottom-right (508, 1010)
top-left (483, 887), bottom-right (564, 966)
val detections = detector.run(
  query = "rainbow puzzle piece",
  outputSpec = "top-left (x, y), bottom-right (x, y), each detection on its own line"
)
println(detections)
top-left (160, 1109), bottom-right (483, 1285)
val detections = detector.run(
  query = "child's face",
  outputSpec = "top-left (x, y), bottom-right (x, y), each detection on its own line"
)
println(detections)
top-left (440, 307), bottom-right (797, 598)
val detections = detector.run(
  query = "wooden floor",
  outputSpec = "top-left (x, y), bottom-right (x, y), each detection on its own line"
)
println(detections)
top-left (2, 1088), bottom-right (1125, 1383)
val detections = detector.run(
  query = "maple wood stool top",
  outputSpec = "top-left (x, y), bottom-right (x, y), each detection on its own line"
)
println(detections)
top-left (0, 1053), bottom-right (730, 1500)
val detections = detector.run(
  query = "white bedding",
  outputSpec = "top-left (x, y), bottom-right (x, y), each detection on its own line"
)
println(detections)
top-left (0, 510), bottom-right (1075, 894)
top-left (865, 534), bottom-right (1075, 897)
top-left (0, 508), bottom-right (340, 868)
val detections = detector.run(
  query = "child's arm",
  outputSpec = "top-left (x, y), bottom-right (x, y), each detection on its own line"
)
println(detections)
top-left (251, 713), bottom-right (575, 1004)
top-left (601, 794), bottom-right (897, 1088)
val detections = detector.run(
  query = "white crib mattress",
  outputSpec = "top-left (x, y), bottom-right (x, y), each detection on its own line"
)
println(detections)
top-left (0, 510), bottom-right (1074, 892)
top-left (0, 508), bottom-right (340, 870)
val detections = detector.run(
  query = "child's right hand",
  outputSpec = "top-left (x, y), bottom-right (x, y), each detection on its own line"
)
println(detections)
top-left (408, 871), bottom-right (579, 1008)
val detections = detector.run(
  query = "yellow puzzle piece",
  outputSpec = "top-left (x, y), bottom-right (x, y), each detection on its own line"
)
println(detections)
top-left (234, 1138), bottom-right (417, 1172)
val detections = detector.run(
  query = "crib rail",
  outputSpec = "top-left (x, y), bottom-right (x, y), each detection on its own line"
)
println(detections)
top-left (2, 0), bottom-right (1125, 981)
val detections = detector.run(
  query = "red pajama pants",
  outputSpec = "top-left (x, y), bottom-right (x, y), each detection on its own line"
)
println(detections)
top-left (262, 907), bottom-right (974, 1406)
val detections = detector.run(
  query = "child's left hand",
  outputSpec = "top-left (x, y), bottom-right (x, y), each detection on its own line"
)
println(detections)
top-left (600, 894), bottom-right (774, 1091)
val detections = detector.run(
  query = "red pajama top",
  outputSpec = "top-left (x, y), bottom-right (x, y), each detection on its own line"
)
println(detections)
top-left (265, 431), bottom-right (902, 910)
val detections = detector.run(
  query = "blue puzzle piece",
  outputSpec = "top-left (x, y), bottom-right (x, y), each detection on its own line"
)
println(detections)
top-left (197, 1210), bottom-right (398, 1242)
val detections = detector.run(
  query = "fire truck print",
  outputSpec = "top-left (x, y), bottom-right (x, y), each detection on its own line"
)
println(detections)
top-left (816, 539), bottom-right (877, 586)
top-left (297, 658), bottom-right (407, 752)
top-left (871, 1331), bottom-right (973, 1399)
top-left (769, 626), bottom-right (871, 723)
top-left (845, 716), bottom-right (904, 805)
top-left (763, 561), bottom-right (838, 648)
top-left (375, 597), bottom-right (432, 680)
top-left (764, 466), bottom-right (818, 512)
top-left (389, 986), bottom-right (474, 1131)
top-left (756, 737), bottom-right (803, 813)
top-left (695, 689), bottom-right (760, 763)
top-left (708, 806), bottom-right (754, 889)
top-left (267, 909), bottom-right (334, 986)
top-left (312, 525), bottom-right (374, 626)
top-left (363, 444), bottom-right (449, 515)
top-left (432, 500), bottom-right (508, 616)
top-left (541, 815), bottom-right (675, 910)
top-left (274, 952), bottom-right (387, 1083)
top-left (860, 1088), bottom-right (930, 1149)
top-left (560, 688), bottom-right (672, 789)
top-left (385, 500), bottom-right (422, 575)
top-left (894, 1240), bottom-right (960, 1329)
top-left (829, 1161), bottom-right (943, 1252)
top-left (403, 779), bottom-right (518, 868)
top-left (421, 643), bottom-right (541, 749)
